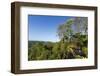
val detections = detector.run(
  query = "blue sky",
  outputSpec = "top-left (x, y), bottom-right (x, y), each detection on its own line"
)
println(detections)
top-left (28, 15), bottom-right (73, 42)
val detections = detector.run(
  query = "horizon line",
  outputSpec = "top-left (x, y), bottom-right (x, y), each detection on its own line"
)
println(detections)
top-left (28, 40), bottom-right (60, 42)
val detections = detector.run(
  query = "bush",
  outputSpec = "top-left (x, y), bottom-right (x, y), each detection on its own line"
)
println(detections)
top-left (82, 47), bottom-right (88, 58)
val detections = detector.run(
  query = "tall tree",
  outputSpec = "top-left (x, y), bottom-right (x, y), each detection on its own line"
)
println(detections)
top-left (57, 17), bottom-right (88, 43)
top-left (73, 17), bottom-right (88, 35)
top-left (57, 18), bottom-right (74, 43)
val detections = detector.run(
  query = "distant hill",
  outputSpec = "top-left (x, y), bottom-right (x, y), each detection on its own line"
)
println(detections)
top-left (28, 41), bottom-right (55, 48)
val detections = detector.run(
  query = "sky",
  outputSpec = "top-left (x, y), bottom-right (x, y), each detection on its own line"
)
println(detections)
top-left (28, 15), bottom-right (73, 42)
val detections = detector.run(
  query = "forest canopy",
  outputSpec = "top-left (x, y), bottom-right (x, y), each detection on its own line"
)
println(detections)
top-left (28, 17), bottom-right (88, 60)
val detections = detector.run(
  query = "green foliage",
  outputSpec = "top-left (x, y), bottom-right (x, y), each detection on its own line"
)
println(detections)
top-left (75, 55), bottom-right (84, 59)
top-left (28, 17), bottom-right (88, 60)
top-left (82, 47), bottom-right (88, 58)
top-left (57, 19), bottom-right (74, 43)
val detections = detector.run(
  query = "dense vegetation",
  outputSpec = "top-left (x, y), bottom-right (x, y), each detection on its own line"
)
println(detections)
top-left (28, 17), bottom-right (88, 60)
